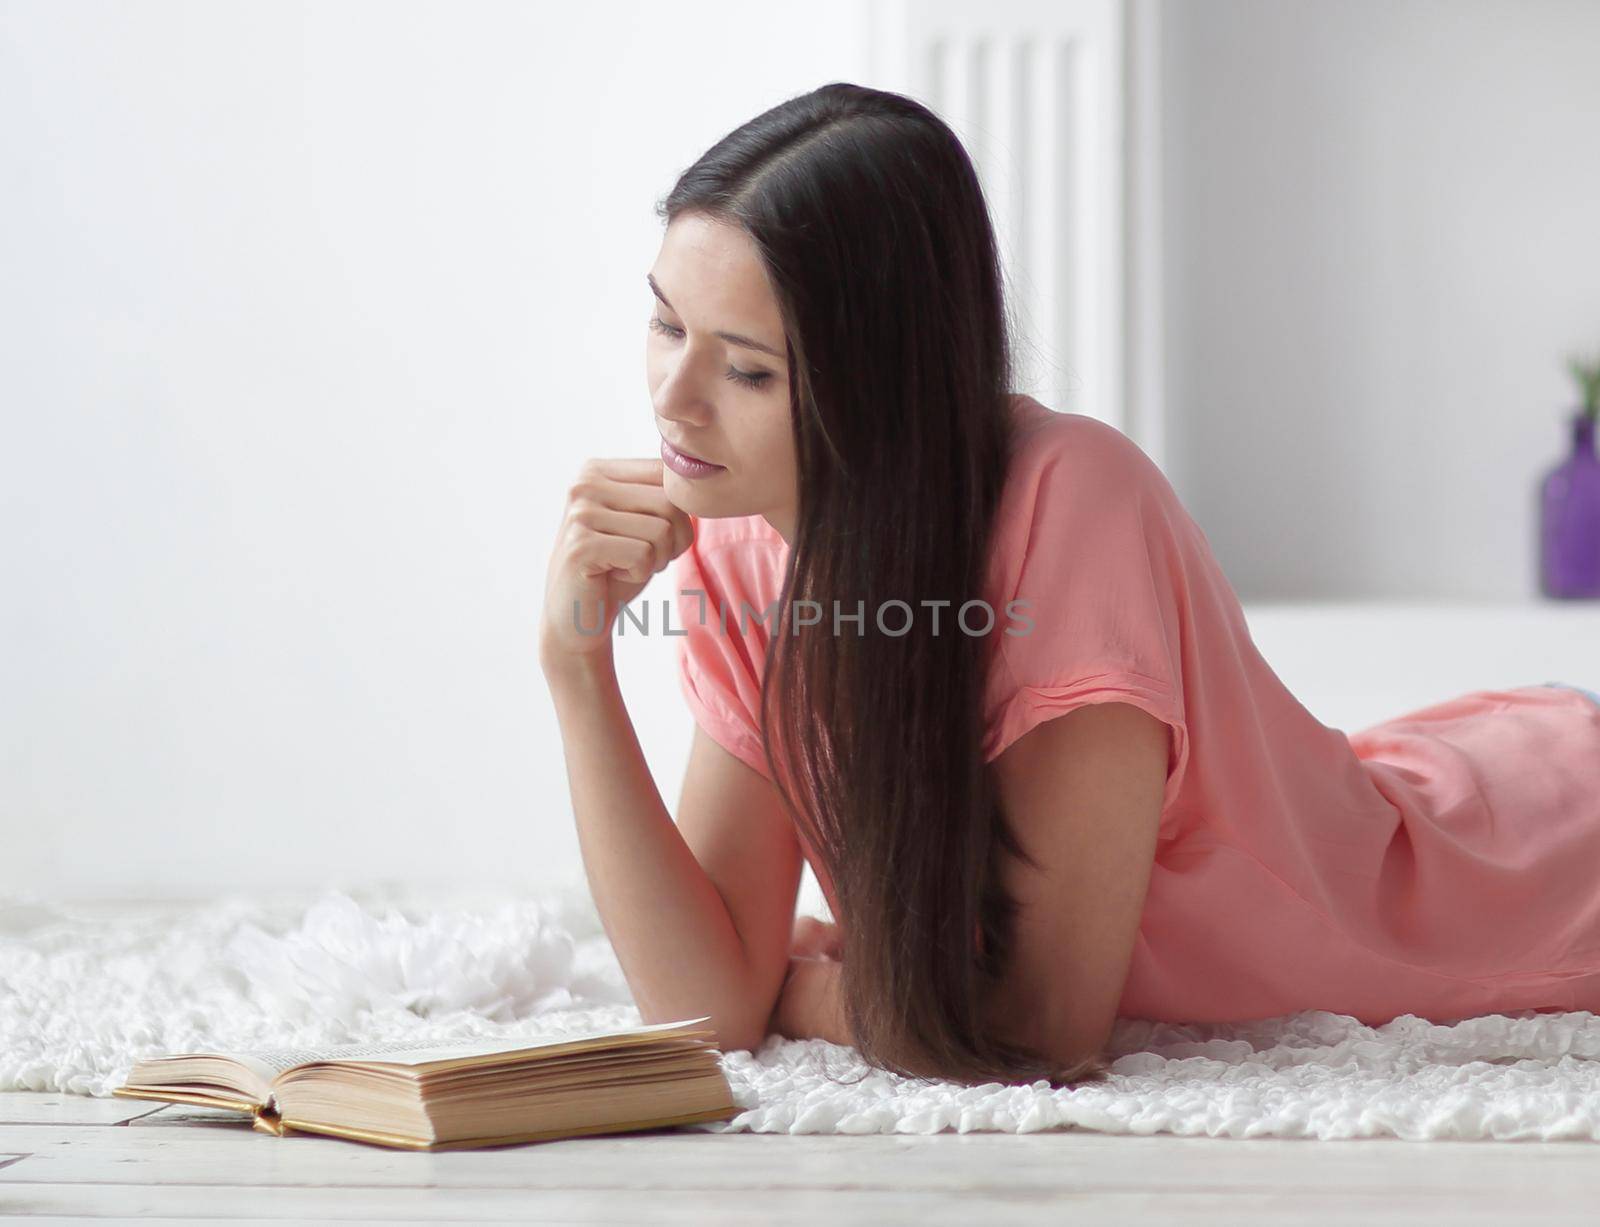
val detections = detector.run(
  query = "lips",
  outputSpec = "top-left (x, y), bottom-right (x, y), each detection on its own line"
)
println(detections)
top-left (665, 438), bottom-right (716, 463)
top-left (663, 438), bottom-right (721, 467)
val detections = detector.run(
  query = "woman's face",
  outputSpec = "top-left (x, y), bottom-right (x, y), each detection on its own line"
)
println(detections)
top-left (647, 213), bottom-right (798, 543)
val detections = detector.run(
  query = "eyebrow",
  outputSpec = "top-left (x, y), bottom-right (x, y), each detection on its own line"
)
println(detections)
top-left (646, 273), bottom-right (785, 359)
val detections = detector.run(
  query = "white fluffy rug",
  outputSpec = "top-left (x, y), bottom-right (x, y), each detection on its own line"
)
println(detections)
top-left (8, 884), bottom-right (1600, 1142)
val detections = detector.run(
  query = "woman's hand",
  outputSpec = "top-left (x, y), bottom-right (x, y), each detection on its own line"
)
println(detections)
top-left (788, 914), bottom-right (843, 962)
top-left (769, 954), bottom-right (852, 1046)
top-left (768, 915), bottom-right (850, 1044)
top-left (539, 458), bottom-right (694, 675)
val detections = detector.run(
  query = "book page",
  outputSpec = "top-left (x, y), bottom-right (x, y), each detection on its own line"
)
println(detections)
top-left (250, 1018), bottom-right (713, 1079)
top-left (232, 1037), bottom-right (513, 1081)
top-left (345, 1018), bottom-right (719, 1069)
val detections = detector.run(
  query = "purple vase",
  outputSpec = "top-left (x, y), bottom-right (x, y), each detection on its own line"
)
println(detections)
top-left (1539, 410), bottom-right (1600, 599)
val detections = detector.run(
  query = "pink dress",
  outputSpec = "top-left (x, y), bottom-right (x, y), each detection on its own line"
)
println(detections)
top-left (672, 393), bottom-right (1600, 1026)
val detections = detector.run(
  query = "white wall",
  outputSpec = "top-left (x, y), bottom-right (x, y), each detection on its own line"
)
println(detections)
top-left (7, 0), bottom-right (1599, 903)
top-left (0, 0), bottom-right (867, 900)
top-left (1160, 0), bottom-right (1600, 602)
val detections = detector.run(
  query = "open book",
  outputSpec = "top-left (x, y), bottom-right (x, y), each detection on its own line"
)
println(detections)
top-left (111, 1017), bottom-right (739, 1151)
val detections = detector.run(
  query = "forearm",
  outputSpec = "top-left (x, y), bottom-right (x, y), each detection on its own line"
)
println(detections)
top-left (770, 957), bottom-right (852, 1046)
top-left (778, 957), bottom-right (1098, 1081)
top-left (980, 957), bottom-right (1106, 1071)
top-left (544, 653), bottom-right (765, 1050)
top-left (771, 957), bottom-right (933, 1070)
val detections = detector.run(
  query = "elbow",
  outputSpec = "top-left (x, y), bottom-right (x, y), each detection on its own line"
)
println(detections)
top-left (996, 994), bottom-right (1113, 1073)
top-left (723, 1029), bottom-right (767, 1056)
top-left (715, 993), bottom-right (780, 1055)
top-left (718, 1013), bottom-right (772, 1056)
top-left (1050, 1015), bottom-right (1115, 1072)
top-left (1058, 1030), bottom-right (1112, 1072)
top-left (635, 1001), bottom-right (769, 1057)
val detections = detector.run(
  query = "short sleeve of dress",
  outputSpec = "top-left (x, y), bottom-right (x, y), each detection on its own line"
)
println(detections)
top-left (985, 417), bottom-right (1192, 818)
top-left (672, 522), bottom-right (778, 780)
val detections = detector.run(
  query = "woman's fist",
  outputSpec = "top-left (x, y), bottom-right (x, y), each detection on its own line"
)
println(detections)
top-left (539, 457), bottom-right (694, 673)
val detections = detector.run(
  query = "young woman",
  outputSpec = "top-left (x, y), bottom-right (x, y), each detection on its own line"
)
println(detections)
top-left (538, 82), bottom-right (1600, 1089)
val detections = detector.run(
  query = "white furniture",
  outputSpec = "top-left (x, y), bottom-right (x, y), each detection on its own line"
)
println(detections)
top-left (1239, 600), bottom-right (1600, 733)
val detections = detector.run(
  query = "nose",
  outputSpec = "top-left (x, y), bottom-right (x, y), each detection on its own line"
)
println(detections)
top-left (652, 360), bottom-right (715, 430)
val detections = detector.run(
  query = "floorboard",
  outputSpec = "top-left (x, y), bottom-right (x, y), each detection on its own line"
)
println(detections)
top-left (1, 1091), bottom-right (1596, 1223)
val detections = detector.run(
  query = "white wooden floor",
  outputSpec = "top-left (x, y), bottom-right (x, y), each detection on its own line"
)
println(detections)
top-left (2, 1091), bottom-right (1600, 1223)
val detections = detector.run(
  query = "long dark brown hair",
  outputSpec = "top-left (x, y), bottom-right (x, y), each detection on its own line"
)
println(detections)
top-left (657, 82), bottom-right (1110, 1088)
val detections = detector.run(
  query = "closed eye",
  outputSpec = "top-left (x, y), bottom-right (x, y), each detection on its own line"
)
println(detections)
top-left (649, 315), bottom-right (774, 390)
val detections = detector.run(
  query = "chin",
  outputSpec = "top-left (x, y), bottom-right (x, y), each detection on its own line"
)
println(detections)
top-left (663, 473), bottom-right (731, 509)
